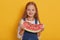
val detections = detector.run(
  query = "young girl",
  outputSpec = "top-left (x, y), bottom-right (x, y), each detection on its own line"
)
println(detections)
top-left (17, 2), bottom-right (44, 40)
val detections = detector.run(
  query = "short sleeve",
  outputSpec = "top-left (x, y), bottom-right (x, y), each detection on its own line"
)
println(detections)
top-left (19, 19), bottom-right (24, 25)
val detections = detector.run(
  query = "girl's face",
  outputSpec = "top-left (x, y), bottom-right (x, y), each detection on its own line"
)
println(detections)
top-left (26, 4), bottom-right (36, 17)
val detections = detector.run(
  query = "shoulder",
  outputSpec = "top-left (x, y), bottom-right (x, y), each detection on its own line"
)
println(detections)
top-left (19, 19), bottom-right (24, 24)
top-left (35, 19), bottom-right (40, 24)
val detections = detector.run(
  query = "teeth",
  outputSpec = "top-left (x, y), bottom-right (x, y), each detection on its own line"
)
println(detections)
top-left (29, 13), bottom-right (32, 15)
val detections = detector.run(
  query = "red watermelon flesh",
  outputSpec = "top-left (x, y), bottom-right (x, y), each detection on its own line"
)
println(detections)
top-left (23, 22), bottom-right (43, 32)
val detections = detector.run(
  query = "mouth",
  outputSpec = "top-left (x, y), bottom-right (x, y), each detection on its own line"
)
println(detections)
top-left (29, 13), bottom-right (32, 15)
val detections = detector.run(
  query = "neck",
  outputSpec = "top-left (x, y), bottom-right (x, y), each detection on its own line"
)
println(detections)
top-left (27, 16), bottom-right (34, 21)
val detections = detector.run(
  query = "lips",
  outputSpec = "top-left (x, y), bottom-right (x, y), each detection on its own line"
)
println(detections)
top-left (29, 13), bottom-right (33, 15)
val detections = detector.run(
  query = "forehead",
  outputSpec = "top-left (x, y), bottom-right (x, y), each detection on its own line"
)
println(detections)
top-left (27, 4), bottom-right (35, 9)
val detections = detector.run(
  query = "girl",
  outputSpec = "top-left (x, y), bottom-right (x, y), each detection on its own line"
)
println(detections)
top-left (17, 2), bottom-right (44, 40)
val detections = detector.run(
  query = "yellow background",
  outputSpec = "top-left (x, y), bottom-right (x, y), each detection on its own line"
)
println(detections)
top-left (0, 0), bottom-right (60, 40)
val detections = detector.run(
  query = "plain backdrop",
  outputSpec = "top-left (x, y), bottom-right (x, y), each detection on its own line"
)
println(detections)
top-left (0, 0), bottom-right (60, 40)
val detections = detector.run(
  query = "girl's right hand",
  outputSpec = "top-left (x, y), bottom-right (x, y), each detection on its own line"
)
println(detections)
top-left (19, 28), bottom-right (24, 36)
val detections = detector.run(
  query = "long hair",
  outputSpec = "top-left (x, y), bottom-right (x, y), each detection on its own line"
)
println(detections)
top-left (22, 2), bottom-right (40, 23)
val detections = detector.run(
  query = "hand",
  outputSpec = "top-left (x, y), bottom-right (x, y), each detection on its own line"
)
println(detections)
top-left (27, 22), bottom-right (32, 25)
top-left (19, 29), bottom-right (24, 36)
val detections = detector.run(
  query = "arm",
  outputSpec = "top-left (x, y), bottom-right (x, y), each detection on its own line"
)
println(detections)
top-left (19, 19), bottom-right (25, 35)
top-left (37, 21), bottom-right (44, 38)
top-left (17, 19), bottom-right (24, 39)
top-left (19, 27), bottom-right (24, 36)
top-left (37, 27), bottom-right (44, 38)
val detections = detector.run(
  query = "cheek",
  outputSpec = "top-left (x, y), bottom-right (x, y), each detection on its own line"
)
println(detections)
top-left (27, 11), bottom-right (29, 13)
top-left (26, 11), bottom-right (30, 15)
top-left (32, 11), bottom-right (36, 15)
top-left (27, 11), bottom-right (30, 14)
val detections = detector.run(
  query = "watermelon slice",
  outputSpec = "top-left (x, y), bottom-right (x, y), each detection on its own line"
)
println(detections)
top-left (23, 22), bottom-right (43, 33)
